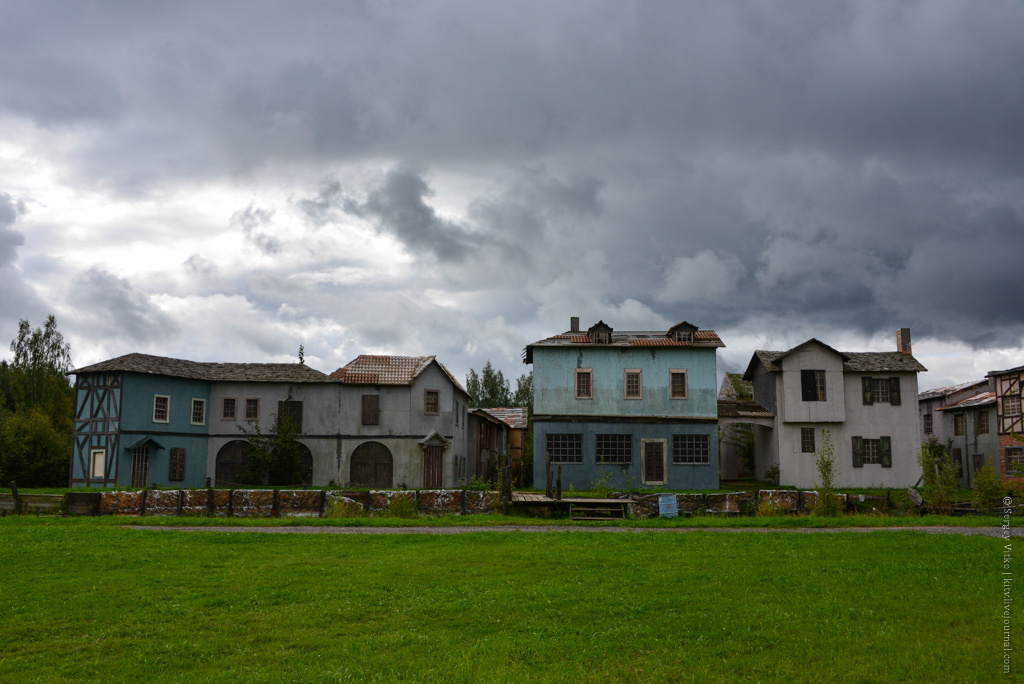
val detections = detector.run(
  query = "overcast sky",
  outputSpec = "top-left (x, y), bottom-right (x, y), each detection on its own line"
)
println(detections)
top-left (2, 0), bottom-right (1022, 392)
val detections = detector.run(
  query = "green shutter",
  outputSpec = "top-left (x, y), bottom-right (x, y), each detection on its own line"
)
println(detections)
top-left (880, 436), bottom-right (892, 468)
top-left (862, 377), bottom-right (873, 405)
top-left (889, 377), bottom-right (901, 406)
top-left (852, 436), bottom-right (864, 468)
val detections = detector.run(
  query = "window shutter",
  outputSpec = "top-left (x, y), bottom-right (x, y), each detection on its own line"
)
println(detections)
top-left (888, 377), bottom-right (901, 406)
top-left (852, 436), bottom-right (864, 468)
top-left (801, 370), bottom-right (817, 401)
top-left (879, 436), bottom-right (892, 467)
top-left (862, 377), bottom-right (873, 405)
top-left (362, 394), bottom-right (379, 425)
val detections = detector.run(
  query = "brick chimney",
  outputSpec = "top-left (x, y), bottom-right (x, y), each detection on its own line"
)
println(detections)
top-left (897, 328), bottom-right (912, 355)
top-left (570, 316), bottom-right (580, 333)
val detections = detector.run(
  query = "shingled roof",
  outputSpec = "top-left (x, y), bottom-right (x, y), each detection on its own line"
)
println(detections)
top-left (72, 353), bottom-right (336, 383)
top-left (479, 407), bottom-right (528, 429)
top-left (745, 344), bottom-right (926, 378)
top-left (330, 355), bottom-right (468, 394)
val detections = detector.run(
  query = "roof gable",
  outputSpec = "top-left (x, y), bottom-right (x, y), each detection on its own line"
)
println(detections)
top-left (330, 355), bottom-right (468, 395)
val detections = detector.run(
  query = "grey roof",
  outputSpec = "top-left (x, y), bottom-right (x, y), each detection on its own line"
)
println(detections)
top-left (479, 407), bottom-right (528, 429)
top-left (918, 379), bottom-right (989, 401)
top-left (717, 399), bottom-right (773, 419)
top-left (989, 365), bottom-right (1024, 378)
top-left (72, 353), bottom-right (336, 383)
top-left (746, 344), bottom-right (926, 378)
top-left (936, 391), bottom-right (996, 410)
top-left (524, 326), bottom-right (724, 363)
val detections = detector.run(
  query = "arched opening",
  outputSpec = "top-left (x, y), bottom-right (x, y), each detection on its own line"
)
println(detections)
top-left (350, 441), bottom-right (393, 488)
top-left (269, 441), bottom-right (313, 487)
top-left (216, 440), bottom-right (255, 487)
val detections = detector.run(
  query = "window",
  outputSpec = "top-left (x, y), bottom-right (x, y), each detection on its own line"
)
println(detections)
top-left (169, 448), bottom-right (186, 481)
top-left (131, 446), bottom-right (149, 488)
top-left (596, 434), bottom-right (632, 464)
top-left (624, 370), bottom-right (642, 399)
top-left (670, 370), bottom-right (687, 399)
top-left (801, 370), bottom-right (826, 402)
top-left (546, 434), bottom-right (583, 464)
top-left (278, 400), bottom-right (303, 431)
top-left (954, 413), bottom-right (965, 436)
top-left (222, 397), bottom-right (237, 421)
top-left (673, 330), bottom-right (693, 343)
top-left (90, 449), bottom-right (106, 479)
top-left (801, 428), bottom-right (815, 453)
top-left (862, 438), bottom-right (881, 465)
top-left (191, 399), bottom-right (206, 425)
top-left (1005, 394), bottom-right (1022, 417)
top-left (863, 376), bottom-right (901, 405)
top-left (1007, 447), bottom-right (1024, 475)
top-left (672, 434), bottom-right (710, 464)
top-left (923, 414), bottom-right (933, 434)
top-left (362, 394), bottom-right (379, 425)
top-left (424, 390), bottom-right (440, 415)
top-left (978, 411), bottom-right (989, 435)
top-left (244, 398), bottom-right (260, 421)
top-left (951, 447), bottom-right (964, 478)
top-left (153, 395), bottom-right (170, 423)
top-left (593, 331), bottom-right (610, 344)
top-left (575, 369), bottom-right (593, 399)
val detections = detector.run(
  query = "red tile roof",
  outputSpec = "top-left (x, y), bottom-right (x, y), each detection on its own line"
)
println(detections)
top-left (330, 355), bottom-right (467, 393)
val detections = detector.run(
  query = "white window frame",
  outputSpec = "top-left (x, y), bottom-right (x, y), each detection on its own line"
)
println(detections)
top-left (153, 395), bottom-right (170, 423)
top-left (575, 368), bottom-right (593, 400)
top-left (90, 448), bottom-right (106, 479)
top-left (670, 369), bottom-right (688, 400)
top-left (624, 369), bottom-right (642, 400)
top-left (191, 398), bottom-right (207, 426)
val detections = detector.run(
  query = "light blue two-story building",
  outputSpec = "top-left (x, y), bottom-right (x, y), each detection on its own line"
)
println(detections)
top-left (524, 318), bottom-right (724, 491)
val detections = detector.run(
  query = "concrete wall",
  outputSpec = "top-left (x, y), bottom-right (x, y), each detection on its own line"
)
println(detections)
top-left (532, 346), bottom-right (718, 418)
top-left (533, 420), bottom-right (718, 491)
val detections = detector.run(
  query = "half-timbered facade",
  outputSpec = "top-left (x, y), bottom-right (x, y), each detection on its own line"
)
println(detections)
top-left (524, 318), bottom-right (724, 491)
top-left (989, 365), bottom-right (1024, 478)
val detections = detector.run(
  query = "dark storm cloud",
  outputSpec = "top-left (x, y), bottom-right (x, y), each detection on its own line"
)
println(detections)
top-left (68, 268), bottom-right (179, 343)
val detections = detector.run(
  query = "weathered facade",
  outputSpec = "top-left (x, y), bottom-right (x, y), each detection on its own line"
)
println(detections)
top-left (935, 386), bottom-right (998, 488)
top-left (989, 365), bottom-right (1024, 479)
top-left (467, 408), bottom-right (508, 484)
top-left (525, 318), bottom-right (724, 491)
top-left (743, 330), bottom-right (926, 489)
top-left (917, 379), bottom-right (989, 445)
top-left (71, 352), bottom-right (470, 489)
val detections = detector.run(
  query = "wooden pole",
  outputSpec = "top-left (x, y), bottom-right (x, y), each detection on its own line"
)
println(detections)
top-left (556, 465), bottom-right (562, 501)
top-left (10, 480), bottom-right (20, 515)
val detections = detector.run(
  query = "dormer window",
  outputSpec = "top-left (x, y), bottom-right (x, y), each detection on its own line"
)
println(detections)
top-left (667, 322), bottom-right (698, 344)
top-left (588, 321), bottom-right (613, 344)
top-left (673, 330), bottom-right (693, 343)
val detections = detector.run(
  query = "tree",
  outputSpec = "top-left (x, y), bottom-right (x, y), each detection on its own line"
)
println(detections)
top-left (235, 412), bottom-right (310, 486)
top-left (466, 361), bottom-right (514, 408)
top-left (812, 429), bottom-right (840, 516)
top-left (8, 316), bottom-right (74, 434)
top-left (0, 407), bottom-right (70, 487)
top-left (466, 368), bottom-right (481, 404)
top-left (513, 371), bottom-right (533, 408)
top-left (916, 436), bottom-right (960, 512)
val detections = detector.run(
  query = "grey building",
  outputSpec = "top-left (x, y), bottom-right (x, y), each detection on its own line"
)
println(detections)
top-left (935, 387), bottom-right (998, 488)
top-left (917, 379), bottom-right (989, 446)
top-left (743, 329), bottom-right (926, 489)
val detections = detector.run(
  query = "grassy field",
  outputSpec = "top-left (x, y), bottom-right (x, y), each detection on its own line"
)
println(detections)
top-left (0, 518), bottom-right (1019, 683)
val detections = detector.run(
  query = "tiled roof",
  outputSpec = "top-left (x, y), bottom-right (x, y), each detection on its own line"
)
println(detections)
top-left (918, 379), bottom-right (989, 401)
top-left (749, 348), bottom-right (926, 374)
top-left (936, 391), bottom-right (996, 410)
top-left (480, 407), bottom-right (528, 429)
top-left (72, 353), bottom-right (335, 383)
top-left (330, 355), bottom-right (468, 394)
top-left (524, 326), bottom-right (724, 363)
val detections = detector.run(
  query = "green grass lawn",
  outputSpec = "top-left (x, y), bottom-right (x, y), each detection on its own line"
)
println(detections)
top-left (0, 519), bottom-right (1019, 683)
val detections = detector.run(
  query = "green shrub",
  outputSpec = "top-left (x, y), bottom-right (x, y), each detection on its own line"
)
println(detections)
top-left (813, 430), bottom-right (841, 517)
top-left (972, 464), bottom-right (1003, 511)
top-left (756, 495), bottom-right (785, 517)
top-left (463, 476), bottom-right (492, 492)
top-left (916, 437), bottom-right (959, 512)
top-left (590, 471), bottom-right (613, 499)
top-left (385, 496), bottom-right (419, 519)
top-left (764, 465), bottom-right (780, 486)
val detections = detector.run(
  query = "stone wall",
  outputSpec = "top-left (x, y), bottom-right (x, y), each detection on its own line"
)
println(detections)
top-left (625, 490), bottom-right (830, 517)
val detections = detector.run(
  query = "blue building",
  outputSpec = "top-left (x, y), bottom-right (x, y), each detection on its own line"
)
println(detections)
top-left (70, 354), bottom-right (334, 488)
top-left (524, 318), bottom-right (724, 491)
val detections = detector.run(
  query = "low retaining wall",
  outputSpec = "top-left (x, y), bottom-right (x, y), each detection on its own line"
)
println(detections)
top-left (83, 488), bottom-right (501, 518)
top-left (625, 490), bottom-right (835, 517)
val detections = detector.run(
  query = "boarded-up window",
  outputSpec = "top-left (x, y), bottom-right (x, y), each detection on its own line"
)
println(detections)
top-left (169, 448), bottom-right (186, 481)
top-left (424, 390), bottom-right (440, 415)
top-left (362, 394), bottom-right (379, 425)
top-left (278, 400), bottom-right (303, 431)
top-left (90, 449), bottom-right (106, 479)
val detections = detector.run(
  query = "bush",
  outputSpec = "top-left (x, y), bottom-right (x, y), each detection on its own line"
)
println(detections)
top-left (916, 437), bottom-right (959, 512)
top-left (590, 471), bottom-right (613, 499)
top-left (385, 496), bottom-right (419, 519)
top-left (764, 465), bottom-right (780, 486)
top-left (756, 495), bottom-right (785, 517)
top-left (812, 429), bottom-right (841, 517)
top-left (0, 407), bottom-right (70, 487)
top-left (972, 464), bottom-right (1003, 510)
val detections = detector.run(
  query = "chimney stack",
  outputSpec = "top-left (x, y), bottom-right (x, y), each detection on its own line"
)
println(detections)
top-left (897, 328), bottom-right (912, 355)
top-left (570, 316), bottom-right (580, 333)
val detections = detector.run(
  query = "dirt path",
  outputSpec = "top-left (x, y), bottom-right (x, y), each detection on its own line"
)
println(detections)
top-left (126, 524), bottom-right (1024, 537)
